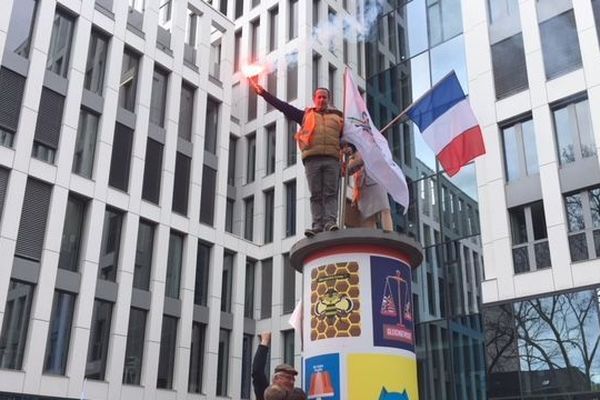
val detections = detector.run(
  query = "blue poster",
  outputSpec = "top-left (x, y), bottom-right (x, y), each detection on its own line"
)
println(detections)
top-left (304, 353), bottom-right (341, 400)
top-left (370, 256), bottom-right (415, 352)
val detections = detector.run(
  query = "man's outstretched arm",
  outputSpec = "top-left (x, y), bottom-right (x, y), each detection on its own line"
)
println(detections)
top-left (252, 332), bottom-right (271, 399)
top-left (249, 80), bottom-right (304, 125)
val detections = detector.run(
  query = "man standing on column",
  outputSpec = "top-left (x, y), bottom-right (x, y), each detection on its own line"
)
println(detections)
top-left (249, 79), bottom-right (343, 237)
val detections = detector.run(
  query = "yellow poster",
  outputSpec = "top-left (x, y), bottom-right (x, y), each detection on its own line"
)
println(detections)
top-left (347, 354), bottom-right (418, 400)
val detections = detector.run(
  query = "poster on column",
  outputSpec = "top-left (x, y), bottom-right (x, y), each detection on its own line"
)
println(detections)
top-left (347, 353), bottom-right (418, 400)
top-left (310, 262), bottom-right (361, 341)
top-left (370, 256), bottom-right (414, 352)
top-left (304, 353), bottom-right (341, 400)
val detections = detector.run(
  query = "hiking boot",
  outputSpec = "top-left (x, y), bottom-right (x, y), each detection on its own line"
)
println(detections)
top-left (325, 223), bottom-right (339, 232)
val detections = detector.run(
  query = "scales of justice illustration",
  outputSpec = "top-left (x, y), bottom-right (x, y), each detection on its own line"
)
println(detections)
top-left (380, 270), bottom-right (413, 344)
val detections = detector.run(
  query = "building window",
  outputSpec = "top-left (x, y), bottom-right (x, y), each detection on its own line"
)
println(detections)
top-left (501, 117), bottom-right (539, 181)
top-left (209, 40), bottom-right (222, 80)
top-left (488, 0), bottom-right (519, 23)
top-left (244, 196), bottom-right (254, 240)
top-left (248, 84), bottom-right (258, 121)
top-left (150, 66), bottom-right (169, 127)
top-left (84, 30), bottom-right (108, 95)
top-left (0, 280), bottom-right (34, 370)
top-left (157, 315), bottom-right (178, 389)
top-left (510, 201), bottom-right (550, 273)
top-left (235, 0), bottom-right (243, 18)
top-left (33, 88), bottom-right (65, 164)
top-left (0, 68), bottom-right (26, 148)
top-left (282, 330), bottom-right (294, 366)
top-left (123, 308), bottom-right (146, 385)
top-left (426, 0), bottom-right (463, 47)
top-left (58, 195), bottom-right (87, 272)
top-left (328, 65), bottom-right (336, 106)
top-left (484, 287), bottom-right (600, 399)
top-left (565, 187), bottom-right (600, 262)
top-left (491, 35), bottom-right (527, 99)
top-left (264, 189), bottom-right (274, 243)
top-left (199, 165), bottom-right (217, 226)
top-left (247, 134), bottom-right (256, 183)
top-left (283, 253), bottom-right (295, 313)
top-left (269, 7), bottom-right (279, 52)
top-left (267, 71), bottom-right (277, 112)
top-left (241, 334), bottom-right (253, 398)
top-left (46, 9), bottom-right (75, 78)
top-left (226, 199), bottom-right (234, 233)
top-left (195, 242), bottom-right (211, 306)
top-left (98, 207), bottom-right (123, 281)
top-left (119, 48), bottom-right (140, 112)
top-left (6, 0), bottom-right (38, 59)
top-left (287, 60), bottom-right (298, 101)
top-left (221, 252), bottom-right (234, 313)
top-left (133, 220), bottom-right (154, 291)
top-left (172, 153), bottom-right (191, 215)
top-left (142, 139), bottom-right (163, 204)
top-left (228, 136), bottom-right (237, 186)
top-left (108, 123), bottom-right (134, 191)
top-left (85, 299), bottom-right (112, 380)
top-left (553, 98), bottom-right (596, 165)
top-left (0, 169), bottom-right (8, 220)
top-left (165, 231), bottom-right (184, 299)
top-left (234, 31), bottom-right (242, 71)
top-left (216, 329), bottom-right (230, 396)
top-left (261, 258), bottom-right (273, 319)
top-left (204, 98), bottom-right (219, 154)
top-left (244, 259), bottom-right (256, 318)
top-left (312, 53), bottom-right (320, 93)
top-left (15, 178), bottom-right (52, 262)
top-left (287, 122), bottom-right (297, 166)
top-left (185, 8), bottom-right (198, 46)
top-left (289, 0), bottom-right (298, 40)
top-left (539, 10), bottom-right (582, 79)
top-left (179, 82), bottom-right (195, 141)
top-left (188, 322), bottom-right (206, 393)
top-left (266, 125), bottom-right (276, 175)
top-left (72, 109), bottom-right (99, 178)
top-left (129, 0), bottom-right (144, 12)
top-left (250, 19), bottom-right (260, 62)
top-left (44, 291), bottom-right (75, 375)
top-left (285, 180), bottom-right (296, 237)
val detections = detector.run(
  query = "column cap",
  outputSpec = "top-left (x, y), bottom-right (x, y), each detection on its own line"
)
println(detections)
top-left (289, 228), bottom-right (423, 272)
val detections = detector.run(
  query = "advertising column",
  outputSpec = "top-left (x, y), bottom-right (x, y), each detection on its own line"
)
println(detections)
top-left (290, 229), bottom-right (423, 400)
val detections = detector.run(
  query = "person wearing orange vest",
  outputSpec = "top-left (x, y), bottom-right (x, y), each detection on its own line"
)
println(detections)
top-left (249, 79), bottom-right (343, 237)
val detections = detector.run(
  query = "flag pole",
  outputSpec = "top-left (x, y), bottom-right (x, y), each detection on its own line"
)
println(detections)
top-left (339, 68), bottom-right (350, 229)
top-left (379, 70), bottom-right (457, 134)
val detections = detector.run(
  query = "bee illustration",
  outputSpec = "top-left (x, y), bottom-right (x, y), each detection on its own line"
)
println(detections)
top-left (315, 288), bottom-right (354, 319)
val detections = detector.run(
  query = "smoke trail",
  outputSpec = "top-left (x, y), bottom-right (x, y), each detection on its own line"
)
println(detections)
top-left (311, 0), bottom-right (385, 48)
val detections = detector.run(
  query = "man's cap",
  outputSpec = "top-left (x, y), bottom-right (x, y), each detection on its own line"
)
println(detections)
top-left (274, 363), bottom-right (298, 375)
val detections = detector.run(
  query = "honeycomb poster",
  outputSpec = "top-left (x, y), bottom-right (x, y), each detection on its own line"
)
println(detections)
top-left (310, 262), bottom-right (361, 341)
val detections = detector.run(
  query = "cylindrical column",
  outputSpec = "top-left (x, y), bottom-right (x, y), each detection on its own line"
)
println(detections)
top-left (291, 229), bottom-right (423, 400)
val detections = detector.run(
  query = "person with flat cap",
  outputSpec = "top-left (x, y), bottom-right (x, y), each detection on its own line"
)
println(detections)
top-left (252, 332), bottom-right (298, 400)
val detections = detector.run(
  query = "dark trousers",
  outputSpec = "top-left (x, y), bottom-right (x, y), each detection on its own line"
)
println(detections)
top-left (304, 155), bottom-right (340, 230)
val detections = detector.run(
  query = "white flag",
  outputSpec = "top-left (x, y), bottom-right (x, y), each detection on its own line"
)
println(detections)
top-left (288, 299), bottom-right (303, 333)
top-left (343, 69), bottom-right (409, 211)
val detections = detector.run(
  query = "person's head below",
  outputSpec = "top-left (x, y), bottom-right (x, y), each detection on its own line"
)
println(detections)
top-left (313, 87), bottom-right (330, 112)
top-left (272, 363), bottom-right (297, 392)
top-left (264, 384), bottom-right (287, 400)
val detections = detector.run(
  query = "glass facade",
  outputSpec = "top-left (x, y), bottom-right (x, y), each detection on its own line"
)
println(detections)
top-left (485, 286), bottom-right (600, 399)
top-left (367, 1), bottom-right (485, 399)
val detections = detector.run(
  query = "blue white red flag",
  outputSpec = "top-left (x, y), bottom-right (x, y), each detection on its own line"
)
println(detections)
top-left (406, 71), bottom-right (485, 176)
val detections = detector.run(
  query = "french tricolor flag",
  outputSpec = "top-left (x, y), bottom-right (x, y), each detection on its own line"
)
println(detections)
top-left (407, 71), bottom-right (485, 176)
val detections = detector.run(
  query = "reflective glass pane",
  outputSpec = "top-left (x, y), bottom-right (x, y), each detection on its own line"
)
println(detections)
top-left (521, 119), bottom-right (539, 176)
top-left (569, 232), bottom-right (589, 262)
top-left (554, 106), bottom-right (575, 164)
top-left (502, 125), bottom-right (520, 181)
top-left (6, 0), bottom-right (37, 58)
top-left (0, 281), bottom-right (34, 370)
top-left (534, 241), bottom-right (551, 269)
top-left (590, 189), bottom-right (600, 228)
top-left (123, 308), bottom-right (146, 385)
top-left (575, 100), bottom-right (596, 159)
top-left (512, 246), bottom-right (529, 273)
top-left (44, 291), bottom-right (75, 375)
top-left (565, 193), bottom-right (585, 232)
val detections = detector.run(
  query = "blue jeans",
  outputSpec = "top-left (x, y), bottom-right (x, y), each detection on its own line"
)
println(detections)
top-left (304, 155), bottom-right (340, 230)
